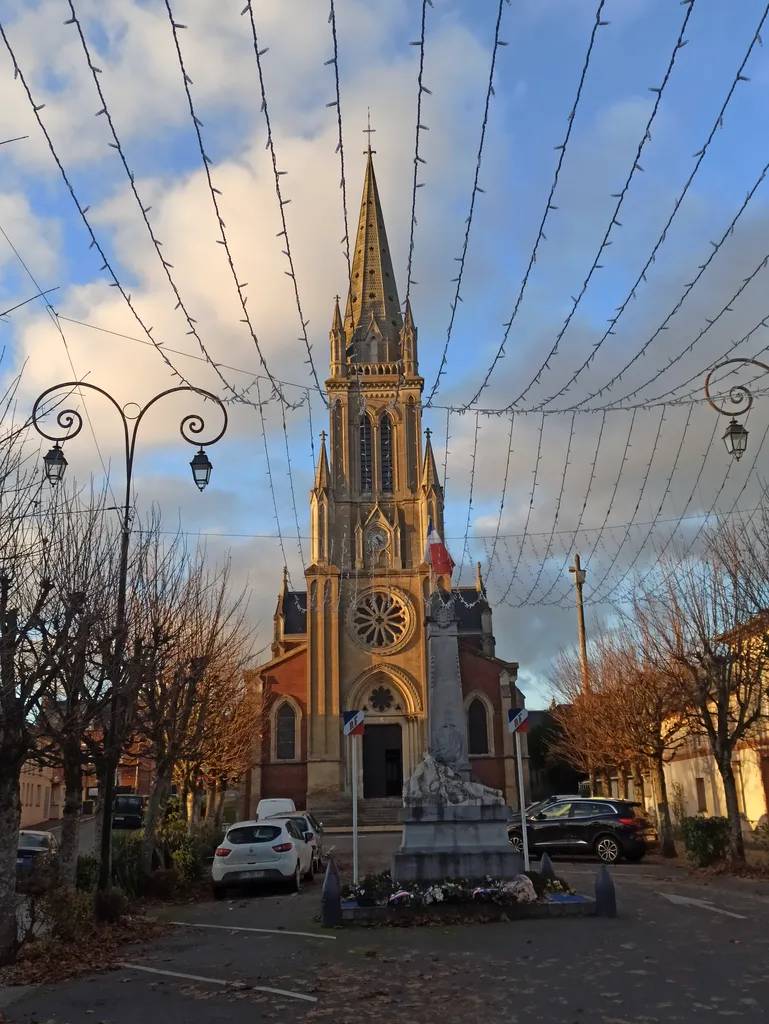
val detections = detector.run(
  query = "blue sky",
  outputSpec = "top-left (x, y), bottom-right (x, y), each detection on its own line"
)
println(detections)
top-left (3, 0), bottom-right (769, 703)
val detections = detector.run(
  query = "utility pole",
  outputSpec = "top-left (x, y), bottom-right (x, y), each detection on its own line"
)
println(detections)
top-left (569, 554), bottom-right (595, 796)
top-left (569, 553), bottom-right (589, 693)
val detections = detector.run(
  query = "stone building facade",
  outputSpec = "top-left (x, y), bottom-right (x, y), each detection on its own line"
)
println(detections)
top-left (249, 148), bottom-right (525, 814)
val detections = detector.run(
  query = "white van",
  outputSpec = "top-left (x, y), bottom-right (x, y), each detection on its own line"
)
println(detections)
top-left (256, 797), bottom-right (296, 820)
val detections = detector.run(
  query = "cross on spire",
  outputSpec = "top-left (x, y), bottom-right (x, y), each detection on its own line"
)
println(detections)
top-left (363, 107), bottom-right (376, 155)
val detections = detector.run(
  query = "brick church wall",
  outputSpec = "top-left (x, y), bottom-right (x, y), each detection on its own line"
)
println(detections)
top-left (459, 645), bottom-right (509, 797)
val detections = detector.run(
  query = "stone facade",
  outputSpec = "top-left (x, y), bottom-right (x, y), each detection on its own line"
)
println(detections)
top-left (249, 149), bottom-right (526, 813)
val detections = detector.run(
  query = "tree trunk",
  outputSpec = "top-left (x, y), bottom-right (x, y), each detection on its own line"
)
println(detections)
top-left (716, 754), bottom-right (745, 863)
top-left (141, 758), bottom-right (173, 875)
top-left (204, 784), bottom-right (216, 821)
top-left (58, 753), bottom-right (83, 889)
top-left (213, 778), bottom-right (227, 828)
top-left (654, 758), bottom-right (677, 858)
top-left (620, 772), bottom-right (630, 800)
top-left (0, 764), bottom-right (22, 965)
top-left (602, 770), bottom-right (612, 798)
top-left (92, 759), bottom-right (107, 868)
top-left (632, 763), bottom-right (645, 804)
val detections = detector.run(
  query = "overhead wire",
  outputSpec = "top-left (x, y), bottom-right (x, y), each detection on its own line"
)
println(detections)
top-left (484, 411), bottom-right (515, 586)
top-left (457, 411), bottom-right (480, 585)
top-left (404, 0), bottom-right (432, 307)
top-left (583, 408), bottom-right (638, 571)
top-left (254, 377), bottom-right (291, 584)
top-left (327, 0), bottom-right (351, 283)
top-left (425, 0), bottom-right (507, 406)
top-left (460, 0), bottom-right (609, 409)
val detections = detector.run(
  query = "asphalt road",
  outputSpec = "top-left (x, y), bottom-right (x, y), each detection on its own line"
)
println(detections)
top-left (42, 815), bottom-right (98, 856)
top-left (4, 854), bottom-right (769, 1023)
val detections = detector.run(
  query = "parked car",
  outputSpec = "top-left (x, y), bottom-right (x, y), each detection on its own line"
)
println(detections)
top-left (211, 818), bottom-right (314, 898)
top-left (266, 810), bottom-right (324, 872)
top-left (508, 795), bottom-right (579, 823)
top-left (17, 830), bottom-right (58, 876)
top-left (508, 797), bottom-right (658, 864)
top-left (256, 797), bottom-right (296, 820)
top-left (112, 794), bottom-right (143, 830)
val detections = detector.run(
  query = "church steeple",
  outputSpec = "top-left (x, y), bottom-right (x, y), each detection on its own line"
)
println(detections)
top-left (344, 145), bottom-right (403, 363)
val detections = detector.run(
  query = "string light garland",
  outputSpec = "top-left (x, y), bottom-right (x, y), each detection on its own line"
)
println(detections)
top-left (241, 0), bottom-right (327, 405)
top-left (510, 0), bottom-right (696, 410)
top-left (63, 0), bottom-right (251, 407)
top-left (460, 0), bottom-right (609, 410)
top-left (517, 411), bottom-right (577, 604)
top-left (425, 0), bottom-right (508, 406)
top-left (546, 3), bottom-right (769, 410)
top-left (457, 411), bottom-right (481, 585)
top-left (496, 411), bottom-right (545, 606)
top-left (327, 0), bottom-right (351, 283)
top-left (163, 1), bottom-right (300, 409)
top-left (254, 377), bottom-right (292, 587)
top-left (404, 0), bottom-right (432, 306)
top-left (583, 408), bottom-right (637, 571)
top-left (0, 25), bottom-right (200, 392)
top-left (485, 411), bottom-right (515, 586)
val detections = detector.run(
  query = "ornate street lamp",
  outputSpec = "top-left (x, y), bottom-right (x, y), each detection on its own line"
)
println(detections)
top-left (190, 447), bottom-right (213, 491)
top-left (31, 381), bottom-right (228, 891)
top-left (42, 442), bottom-right (67, 484)
top-left (704, 357), bottom-right (769, 461)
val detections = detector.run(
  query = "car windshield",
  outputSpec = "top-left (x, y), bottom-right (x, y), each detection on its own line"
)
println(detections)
top-left (227, 825), bottom-right (282, 845)
top-left (114, 796), bottom-right (142, 813)
top-left (18, 834), bottom-right (47, 850)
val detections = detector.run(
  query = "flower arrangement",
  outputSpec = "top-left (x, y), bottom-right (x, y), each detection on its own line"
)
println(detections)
top-left (341, 871), bottom-right (542, 908)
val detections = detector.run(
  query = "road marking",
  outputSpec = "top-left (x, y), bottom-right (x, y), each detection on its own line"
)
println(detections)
top-left (119, 962), bottom-right (317, 1002)
top-left (169, 920), bottom-right (337, 941)
top-left (658, 892), bottom-right (747, 919)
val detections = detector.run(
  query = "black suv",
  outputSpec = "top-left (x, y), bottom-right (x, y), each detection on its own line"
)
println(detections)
top-left (508, 797), bottom-right (658, 863)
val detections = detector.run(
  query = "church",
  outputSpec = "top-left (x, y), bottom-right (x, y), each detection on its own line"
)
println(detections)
top-left (248, 146), bottom-right (526, 819)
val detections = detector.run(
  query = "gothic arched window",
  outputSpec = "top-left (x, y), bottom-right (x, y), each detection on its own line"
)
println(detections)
top-left (380, 414), bottom-right (393, 493)
top-left (360, 415), bottom-right (372, 492)
top-left (468, 698), bottom-right (490, 755)
top-left (275, 703), bottom-right (297, 760)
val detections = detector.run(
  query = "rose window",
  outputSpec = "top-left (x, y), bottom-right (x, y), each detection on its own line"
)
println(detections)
top-left (369, 686), bottom-right (394, 712)
top-left (350, 590), bottom-right (411, 651)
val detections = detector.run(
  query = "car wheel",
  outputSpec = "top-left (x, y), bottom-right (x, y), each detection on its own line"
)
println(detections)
top-left (595, 835), bottom-right (621, 864)
top-left (213, 884), bottom-right (227, 900)
top-left (509, 833), bottom-right (525, 854)
top-left (289, 861), bottom-right (302, 893)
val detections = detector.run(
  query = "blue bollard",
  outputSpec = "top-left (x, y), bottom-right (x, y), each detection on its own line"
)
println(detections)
top-left (539, 852), bottom-right (556, 882)
top-left (321, 856), bottom-right (342, 927)
top-left (595, 863), bottom-right (617, 918)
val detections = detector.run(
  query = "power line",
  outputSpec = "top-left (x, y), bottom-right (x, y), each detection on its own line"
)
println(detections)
top-left (583, 408), bottom-right (638, 571)
top-left (496, 411), bottom-right (545, 605)
top-left (404, 0), bottom-right (432, 307)
top-left (541, 2), bottom-right (769, 410)
top-left (457, 411), bottom-right (481, 584)
top-left (425, 0), bottom-right (507, 406)
top-left (485, 411), bottom-right (515, 587)
top-left (460, 0), bottom-right (609, 409)
top-left (327, 0), bottom-right (351, 283)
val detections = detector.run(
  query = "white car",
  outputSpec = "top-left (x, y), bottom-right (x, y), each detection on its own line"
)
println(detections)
top-left (256, 797), bottom-right (296, 820)
top-left (211, 818), bottom-right (314, 898)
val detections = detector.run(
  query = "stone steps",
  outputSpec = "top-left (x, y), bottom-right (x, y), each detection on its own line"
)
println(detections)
top-left (313, 798), bottom-right (401, 828)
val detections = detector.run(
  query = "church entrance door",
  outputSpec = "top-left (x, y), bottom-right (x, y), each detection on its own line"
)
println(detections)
top-left (363, 724), bottom-right (403, 798)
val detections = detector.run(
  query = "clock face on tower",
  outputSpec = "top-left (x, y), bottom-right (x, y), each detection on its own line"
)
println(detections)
top-left (365, 527), bottom-right (388, 556)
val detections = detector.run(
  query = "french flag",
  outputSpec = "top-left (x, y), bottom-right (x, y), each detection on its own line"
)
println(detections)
top-left (424, 518), bottom-right (455, 576)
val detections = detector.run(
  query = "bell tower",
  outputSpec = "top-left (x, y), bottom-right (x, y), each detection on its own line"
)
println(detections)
top-left (304, 143), bottom-right (443, 802)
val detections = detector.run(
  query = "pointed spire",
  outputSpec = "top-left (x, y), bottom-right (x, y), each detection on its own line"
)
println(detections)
top-left (314, 431), bottom-right (330, 491)
top-left (331, 295), bottom-right (343, 332)
top-left (401, 296), bottom-right (418, 376)
top-left (403, 296), bottom-right (415, 331)
top-left (421, 427), bottom-right (441, 491)
top-left (281, 564), bottom-right (289, 593)
top-left (475, 561), bottom-right (486, 595)
top-left (344, 144), bottom-right (402, 358)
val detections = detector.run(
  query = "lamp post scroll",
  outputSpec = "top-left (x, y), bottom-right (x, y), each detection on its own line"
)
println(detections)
top-left (704, 357), bottom-right (768, 460)
top-left (31, 381), bottom-right (228, 891)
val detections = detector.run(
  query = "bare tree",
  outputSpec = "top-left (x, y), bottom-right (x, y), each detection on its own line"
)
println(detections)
top-left (635, 537), bottom-right (769, 863)
top-left (132, 525), bottom-right (252, 875)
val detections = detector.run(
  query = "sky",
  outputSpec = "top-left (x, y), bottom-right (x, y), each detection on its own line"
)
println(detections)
top-left (3, 0), bottom-right (769, 706)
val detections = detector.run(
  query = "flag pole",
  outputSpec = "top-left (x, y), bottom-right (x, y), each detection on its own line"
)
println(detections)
top-left (351, 733), bottom-right (359, 884)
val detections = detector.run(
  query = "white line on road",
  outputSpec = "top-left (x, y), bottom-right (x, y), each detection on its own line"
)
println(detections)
top-left (658, 892), bottom-right (747, 919)
top-left (119, 962), bottom-right (318, 1002)
top-left (169, 920), bottom-right (337, 941)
